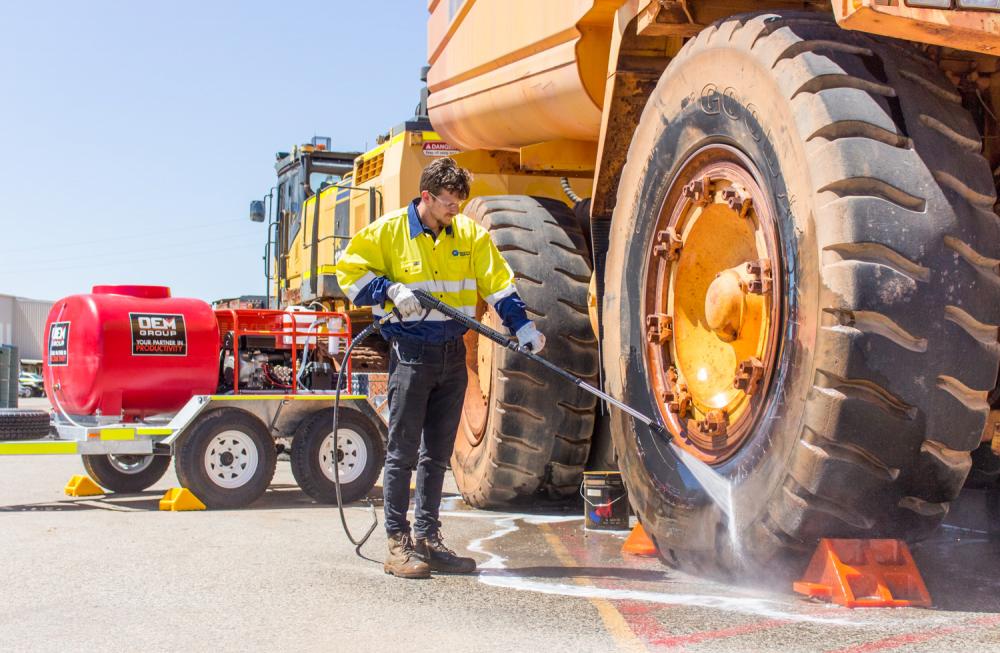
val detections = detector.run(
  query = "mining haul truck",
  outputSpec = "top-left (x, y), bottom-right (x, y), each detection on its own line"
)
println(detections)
top-left (266, 0), bottom-right (1000, 575)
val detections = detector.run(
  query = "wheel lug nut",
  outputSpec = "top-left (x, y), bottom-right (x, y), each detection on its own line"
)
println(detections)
top-left (653, 228), bottom-right (683, 261)
top-left (664, 384), bottom-right (691, 416)
top-left (745, 259), bottom-right (772, 294)
top-left (696, 409), bottom-right (729, 445)
top-left (645, 313), bottom-right (673, 345)
top-left (734, 357), bottom-right (764, 394)
top-left (721, 187), bottom-right (752, 218)
top-left (682, 177), bottom-right (712, 206)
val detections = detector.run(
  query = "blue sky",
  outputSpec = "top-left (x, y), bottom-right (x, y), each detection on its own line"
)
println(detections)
top-left (0, 1), bottom-right (426, 302)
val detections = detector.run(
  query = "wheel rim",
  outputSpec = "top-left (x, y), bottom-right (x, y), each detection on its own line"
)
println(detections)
top-left (319, 427), bottom-right (368, 484)
top-left (108, 454), bottom-right (154, 475)
top-left (204, 430), bottom-right (260, 488)
top-left (643, 144), bottom-right (783, 464)
top-left (460, 300), bottom-right (494, 446)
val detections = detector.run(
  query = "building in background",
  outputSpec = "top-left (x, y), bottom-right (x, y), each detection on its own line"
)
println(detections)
top-left (213, 295), bottom-right (267, 310)
top-left (0, 294), bottom-right (53, 373)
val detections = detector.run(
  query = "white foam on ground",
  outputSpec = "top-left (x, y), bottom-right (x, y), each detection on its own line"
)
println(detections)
top-left (430, 508), bottom-right (961, 629)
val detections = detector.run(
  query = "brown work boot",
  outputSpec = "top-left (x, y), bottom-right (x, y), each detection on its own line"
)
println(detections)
top-left (384, 532), bottom-right (431, 579)
top-left (414, 531), bottom-right (476, 574)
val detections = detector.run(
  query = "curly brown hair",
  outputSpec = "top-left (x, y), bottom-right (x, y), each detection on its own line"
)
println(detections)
top-left (419, 157), bottom-right (472, 199)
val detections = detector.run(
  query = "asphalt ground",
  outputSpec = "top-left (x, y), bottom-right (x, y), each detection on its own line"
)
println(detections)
top-left (2, 398), bottom-right (999, 652)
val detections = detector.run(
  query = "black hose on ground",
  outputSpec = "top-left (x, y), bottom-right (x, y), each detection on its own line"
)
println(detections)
top-left (331, 315), bottom-right (391, 560)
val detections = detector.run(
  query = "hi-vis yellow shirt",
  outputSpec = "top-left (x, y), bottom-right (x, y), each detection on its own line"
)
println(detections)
top-left (335, 199), bottom-right (529, 342)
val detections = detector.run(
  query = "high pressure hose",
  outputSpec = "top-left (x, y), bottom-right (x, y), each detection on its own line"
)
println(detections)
top-left (330, 313), bottom-right (393, 559)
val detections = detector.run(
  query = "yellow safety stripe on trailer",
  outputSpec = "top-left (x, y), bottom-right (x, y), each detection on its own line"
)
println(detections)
top-left (137, 428), bottom-right (173, 436)
top-left (0, 441), bottom-right (78, 455)
top-left (97, 428), bottom-right (136, 441)
top-left (92, 427), bottom-right (171, 440)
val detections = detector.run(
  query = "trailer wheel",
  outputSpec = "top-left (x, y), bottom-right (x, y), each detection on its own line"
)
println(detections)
top-left (453, 195), bottom-right (598, 507)
top-left (0, 409), bottom-right (51, 441)
top-left (290, 408), bottom-right (385, 504)
top-left (604, 12), bottom-right (1000, 577)
top-left (81, 454), bottom-right (171, 493)
top-left (174, 408), bottom-right (277, 509)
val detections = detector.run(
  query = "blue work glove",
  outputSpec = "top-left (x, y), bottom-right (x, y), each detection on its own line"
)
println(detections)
top-left (516, 322), bottom-right (546, 354)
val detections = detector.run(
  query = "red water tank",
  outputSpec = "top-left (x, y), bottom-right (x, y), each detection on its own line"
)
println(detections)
top-left (43, 285), bottom-right (220, 419)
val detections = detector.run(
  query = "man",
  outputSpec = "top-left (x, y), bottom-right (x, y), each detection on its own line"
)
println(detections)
top-left (335, 158), bottom-right (545, 579)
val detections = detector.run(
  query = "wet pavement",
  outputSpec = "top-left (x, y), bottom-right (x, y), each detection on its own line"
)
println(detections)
top-left (440, 489), bottom-right (1000, 652)
top-left (0, 445), bottom-right (998, 652)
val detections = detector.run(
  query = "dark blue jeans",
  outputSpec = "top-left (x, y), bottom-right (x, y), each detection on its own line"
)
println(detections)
top-left (383, 338), bottom-right (467, 538)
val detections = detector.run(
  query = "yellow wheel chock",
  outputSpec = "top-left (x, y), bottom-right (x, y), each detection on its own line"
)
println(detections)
top-left (64, 475), bottom-right (105, 497)
top-left (159, 488), bottom-right (206, 511)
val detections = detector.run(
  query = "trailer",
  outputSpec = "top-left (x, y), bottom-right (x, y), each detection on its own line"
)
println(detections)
top-left (0, 285), bottom-right (388, 509)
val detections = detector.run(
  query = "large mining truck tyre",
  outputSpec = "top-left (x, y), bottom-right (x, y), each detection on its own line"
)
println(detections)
top-left (603, 12), bottom-right (1000, 578)
top-left (453, 196), bottom-right (599, 507)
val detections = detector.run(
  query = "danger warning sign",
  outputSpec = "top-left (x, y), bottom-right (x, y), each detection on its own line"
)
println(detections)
top-left (48, 321), bottom-right (70, 366)
top-left (130, 313), bottom-right (187, 356)
top-left (422, 141), bottom-right (460, 157)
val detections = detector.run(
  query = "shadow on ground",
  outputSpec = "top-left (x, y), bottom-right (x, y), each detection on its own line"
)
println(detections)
top-left (911, 488), bottom-right (1000, 613)
top-left (0, 484), bottom-right (457, 513)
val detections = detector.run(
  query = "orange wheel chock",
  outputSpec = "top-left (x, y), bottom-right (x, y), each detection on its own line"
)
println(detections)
top-left (622, 523), bottom-right (658, 557)
top-left (793, 538), bottom-right (931, 608)
top-left (64, 475), bottom-right (104, 497)
top-left (158, 488), bottom-right (206, 511)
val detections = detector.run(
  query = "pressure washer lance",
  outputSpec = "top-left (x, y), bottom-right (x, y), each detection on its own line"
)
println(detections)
top-left (330, 291), bottom-right (671, 560)
top-left (410, 289), bottom-right (671, 440)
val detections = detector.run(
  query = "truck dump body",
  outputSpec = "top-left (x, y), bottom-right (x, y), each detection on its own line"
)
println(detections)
top-left (427, 0), bottom-right (615, 151)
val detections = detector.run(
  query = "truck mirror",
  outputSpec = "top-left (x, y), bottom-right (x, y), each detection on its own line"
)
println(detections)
top-left (249, 200), bottom-right (266, 222)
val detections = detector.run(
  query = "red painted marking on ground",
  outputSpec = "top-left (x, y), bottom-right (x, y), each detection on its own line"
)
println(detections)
top-left (648, 618), bottom-right (791, 649)
top-left (616, 600), bottom-right (653, 616)
top-left (614, 600), bottom-right (671, 642)
top-left (553, 525), bottom-right (677, 645)
top-left (829, 614), bottom-right (1000, 653)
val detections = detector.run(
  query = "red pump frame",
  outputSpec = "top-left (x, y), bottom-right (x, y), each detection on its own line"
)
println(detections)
top-left (214, 309), bottom-right (354, 395)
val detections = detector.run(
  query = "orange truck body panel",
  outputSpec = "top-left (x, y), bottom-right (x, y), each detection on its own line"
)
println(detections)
top-left (427, 0), bottom-right (1000, 160)
top-left (426, 0), bottom-right (618, 152)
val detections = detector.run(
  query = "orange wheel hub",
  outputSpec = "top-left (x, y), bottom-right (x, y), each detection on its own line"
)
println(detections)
top-left (643, 145), bottom-right (782, 464)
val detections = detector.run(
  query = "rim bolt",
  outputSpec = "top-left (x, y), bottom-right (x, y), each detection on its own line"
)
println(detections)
top-left (653, 228), bottom-right (683, 261)
top-left (746, 259), bottom-right (773, 294)
top-left (734, 357), bottom-right (765, 394)
top-left (721, 187), bottom-right (752, 219)
top-left (682, 176), bottom-right (713, 206)
top-left (696, 409), bottom-right (729, 445)
top-left (645, 313), bottom-right (673, 345)
top-left (664, 384), bottom-right (691, 416)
